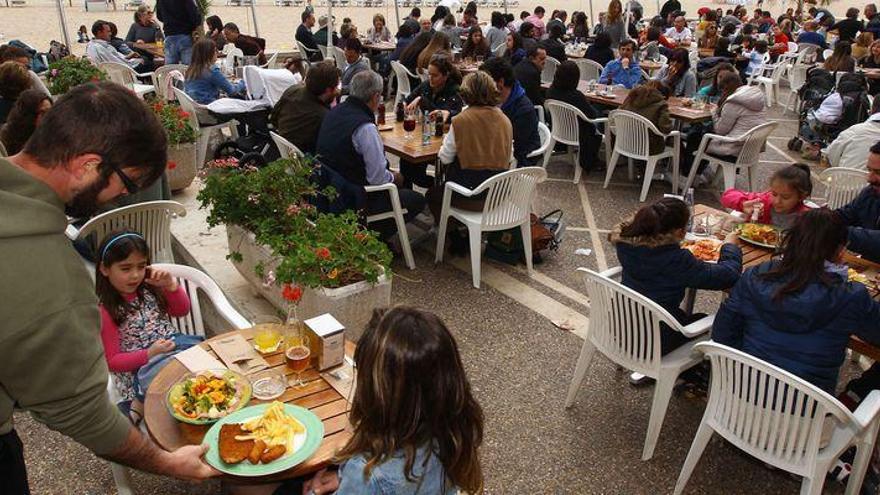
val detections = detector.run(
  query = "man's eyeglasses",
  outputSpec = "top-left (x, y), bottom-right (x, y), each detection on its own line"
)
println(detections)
top-left (105, 161), bottom-right (140, 194)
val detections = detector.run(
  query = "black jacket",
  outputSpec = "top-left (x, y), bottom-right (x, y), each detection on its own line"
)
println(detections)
top-left (155, 0), bottom-right (201, 37)
top-left (540, 38), bottom-right (567, 63)
top-left (501, 84), bottom-right (541, 167)
top-left (513, 58), bottom-right (543, 106)
top-left (837, 186), bottom-right (880, 262)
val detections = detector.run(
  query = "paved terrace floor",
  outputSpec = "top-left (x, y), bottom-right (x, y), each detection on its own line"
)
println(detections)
top-left (15, 101), bottom-right (866, 494)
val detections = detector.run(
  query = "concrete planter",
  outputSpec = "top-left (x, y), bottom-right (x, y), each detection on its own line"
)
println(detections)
top-left (166, 142), bottom-right (198, 192)
top-left (226, 224), bottom-right (391, 340)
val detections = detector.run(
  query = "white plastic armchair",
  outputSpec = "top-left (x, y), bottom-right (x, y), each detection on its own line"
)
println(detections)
top-left (604, 110), bottom-right (681, 202)
top-left (150, 63), bottom-right (187, 101)
top-left (172, 87), bottom-right (239, 168)
top-left (98, 61), bottom-right (155, 99)
top-left (565, 267), bottom-right (714, 460)
top-left (528, 121), bottom-right (553, 163)
top-left (674, 342), bottom-right (880, 495)
top-left (748, 62), bottom-right (787, 107)
top-left (260, 51), bottom-right (279, 68)
top-left (295, 40), bottom-right (320, 63)
top-left (784, 63), bottom-right (809, 115)
top-left (435, 167), bottom-right (547, 288)
top-left (270, 131), bottom-right (305, 159)
top-left (544, 99), bottom-right (608, 183)
top-left (574, 58), bottom-right (604, 82)
top-left (391, 61), bottom-right (419, 109)
top-left (363, 183), bottom-right (416, 270)
top-left (815, 168), bottom-right (869, 209)
top-left (72, 201), bottom-right (186, 264)
top-left (332, 46), bottom-right (347, 69)
top-left (541, 56), bottom-right (560, 85)
top-left (318, 44), bottom-right (329, 60)
top-left (681, 121), bottom-right (777, 193)
top-left (492, 42), bottom-right (506, 58)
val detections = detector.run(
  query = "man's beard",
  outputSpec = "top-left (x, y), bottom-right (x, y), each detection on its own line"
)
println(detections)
top-left (65, 173), bottom-right (111, 218)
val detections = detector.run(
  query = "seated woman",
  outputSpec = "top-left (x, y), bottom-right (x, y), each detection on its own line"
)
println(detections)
top-left (403, 55), bottom-right (463, 188)
top-left (586, 32), bottom-right (615, 67)
top-left (417, 31), bottom-right (452, 72)
top-left (398, 31), bottom-right (433, 74)
top-left (125, 6), bottom-right (164, 68)
top-left (696, 61), bottom-right (735, 97)
top-left (853, 32), bottom-right (874, 61)
top-left (427, 71), bottom-right (512, 224)
top-left (460, 26), bottom-right (490, 61)
top-left (652, 47), bottom-right (697, 97)
top-left (861, 40), bottom-right (880, 95)
top-left (184, 39), bottom-right (245, 105)
top-left (205, 15), bottom-right (226, 52)
top-left (610, 197), bottom-right (742, 355)
top-left (0, 61), bottom-right (33, 125)
top-left (0, 88), bottom-right (51, 155)
top-left (620, 80), bottom-right (673, 157)
top-left (824, 41), bottom-right (856, 73)
top-left (503, 32), bottom-right (526, 66)
top-left (366, 13), bottom-right (392, 43)
top-left (697, 23), bottom-right (719, 49)
top-left (439, 14), bottom-right (465, 49)
top-left (713, 208), bottom-right (880, 395)
top-left (546, 61), bottom-right (604, 173)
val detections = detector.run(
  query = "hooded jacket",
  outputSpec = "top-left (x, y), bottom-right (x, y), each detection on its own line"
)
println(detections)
top-left (610, 223), bottom-right (742, 322)
top-left (708, 85), bottom-right (766, 157)
top-left (837, 186), bottom-right (880, 263)
top-left (713, 260), bottom-right (880, 394)
top-left (0, 158), bottom-right (130, 455)
top-left (620, 88), bottom-right (673, 155)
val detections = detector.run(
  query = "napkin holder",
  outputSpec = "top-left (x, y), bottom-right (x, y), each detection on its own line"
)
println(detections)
top-left (304, 314), bottom-right (345, 371)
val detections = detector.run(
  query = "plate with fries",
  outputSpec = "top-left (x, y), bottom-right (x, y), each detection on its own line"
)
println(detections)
top-left (737, 223), bottom-right (781, 249)
top-left (203, 401), bottom-right (324, 476)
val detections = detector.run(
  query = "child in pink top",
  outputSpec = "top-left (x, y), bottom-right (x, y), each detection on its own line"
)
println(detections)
top-left (96, 231), bottom-right (191, 425)
top-left (721, 164), bottom-right (813, 230)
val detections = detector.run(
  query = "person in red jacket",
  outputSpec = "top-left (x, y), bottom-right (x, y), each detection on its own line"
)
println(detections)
top-left (721, 164), bottom-right (813, 229)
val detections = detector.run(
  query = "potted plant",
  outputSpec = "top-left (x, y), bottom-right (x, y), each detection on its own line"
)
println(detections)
top-left (151, 101), bottom-right (199, 191)
top-left (198, 157), bottom-right (393, 338)
top-left (45, 57), bottom-right (106, 96)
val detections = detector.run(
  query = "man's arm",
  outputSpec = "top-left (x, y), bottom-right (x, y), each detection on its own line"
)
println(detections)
top-left (104, 427), bottom-right (216, 481)
top-left (352, 124), bottom-right (393, 185)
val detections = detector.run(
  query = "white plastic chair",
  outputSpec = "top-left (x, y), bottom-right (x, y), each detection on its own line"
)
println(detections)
top-left (527, 121), bottom-right (553, 164)
top-left (318, 44), bottom-right (329, 60)
top-left (71, 201), bottom-right (186, 264)
top-left (295, 40), bottom-right (320, 62)
top-left (270, 131), bottom-right (305, 159)
top-left (603, 110), bottom-right (681, 202)
top-left (0, 140), bottom-right (7, 157)
top-left (674, 342), bottom-right (880, 495)
top-left (332, 46), bottom-right (347, 69)
top-left (172, 87), bottom-right (239, 168)
top-left (541, 56), bottom-right (560, 85)
top-left (748, 62), bottom-right (787, 107)
top-left (390, 60), bottom-right (418, 108)
top-left (681, 121), bottom-right (778, 193)
top-left (492, 42), bottom-right (506, 58)
top-left (784, 63), bottom-right (809, 115)
top-left (98, 61), bottom-right (155, 99)
top-left (260, 51), bottom-right (279, 68)
top-left (150, 63), bottom-right (187, 101)
top-left (565, 267), bottom-right (714, 460)
top-left (364, 183), bottom-right (416, 270)
top-left (815, 168), bottom-right (869, 209)
top-left (574, 58), bottom-right (604, 81)
top-left (544, 99), bottom-right (608, 184)
top-left (823, 48), bottom-right (834, 60)
top-left (435, 167), bottom-right (547, 288)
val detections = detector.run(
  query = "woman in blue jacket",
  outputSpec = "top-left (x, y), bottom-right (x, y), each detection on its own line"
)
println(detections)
top-left (184, 38), bottom-right (245, 105)
top-left (610, 197), bottom-right (742, 354)
top-left (713, 208), bottom-right (880, 394)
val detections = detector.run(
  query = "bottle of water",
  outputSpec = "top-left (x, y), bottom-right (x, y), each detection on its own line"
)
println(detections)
top-left (421, 111), bottom-right (432, 145)
top-left (685, 187), bottom-right (695, 233)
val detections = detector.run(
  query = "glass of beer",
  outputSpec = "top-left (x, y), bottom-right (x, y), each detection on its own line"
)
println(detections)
top-left (286, 330), bottom-right (311, 388)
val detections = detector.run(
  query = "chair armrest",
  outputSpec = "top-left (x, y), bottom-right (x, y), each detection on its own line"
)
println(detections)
top-left (701, 132), bottom-right (747, 144)
top-left (215, 299), bottom-right (252, 330)
top-left (599, 266), bottom-right (623, 279)
top-left (445, 180), bottom-right (482, 197)
top-left (136, 71), bottom-right (155, 78)
top-left (680, 314), bottom-right (715, 338)
top-left (852, 390), bottom-right (880, 429)
top-left (364, 183), bottom-right (396, 194)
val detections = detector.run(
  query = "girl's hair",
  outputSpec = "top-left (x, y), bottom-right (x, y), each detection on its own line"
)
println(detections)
top-left (336, 306), bottom-right (484, 493)
top-left (664, 48), bottom-right (690, 88)
top-left (431, 5), bottom-right (450, 24)
top-left (443, 13), bottom-right (456, 27)
top-left (186, 39), bottom-right (218, 81)
top-left (400, 31), bottom-right (433, 69)
top-left (647, 26), bottom-right (661, 42)
top-left (0, 88), bottom-right (51, 155)
top-left (505, 32), bottom-right (523, 53)
top-left (418, 32), bottom-right (452, 70)
top-left (460, 71), bottom-right (500, 106)
top-left (714, 37), bottom-right (731, 55)
top-left (623, 79), bottom-right (671, 106)
top-left (771, 163), bottom-right (813, 198)
top-left (857, 32), bottom-right (875, 48)
top-left (95, 230), bottom-right (168, 325)
top-left (825, 41), bottom-right (853, 72)
top-left (708, 61), bottom-right (735, 96)
top-left (519, 21), bottom-right (535, 38)
top-left (491, 11), bottom-right (505, 28)
top-left (870, 40), bottom-right (880, 63)
top-left (551, 60), bottom-right (580, 92)
top-left (721, 23), bottom-right (736, 37)
top-left (206, 15), bottom-right (224, 32)
top-left (715, 71), bottom-right (742, 112)
top-left (607, 0), bottom-right (623, 22)
top-left (372, 13), bottom-right (386, 26)
top-left (461, 26), bottom-right (488, 59)
top-left (754, 39), bottom-right (769, 54)
top-left (429, 54), bottom-right (462, 86)
top-left (619, 197), bottom-right (690, 238)
top-left (760, 208), bottom-right (849, 301)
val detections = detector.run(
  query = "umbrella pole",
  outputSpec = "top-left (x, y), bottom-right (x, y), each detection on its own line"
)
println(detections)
top-left (250, 0), bottom-right (260, 37)
top-left (503, 0), bottom-right (507, 15)
top-left (328, 0), bottom-right (333, 51)
top-left (394, 0), bottom-right (400, 31)
top-left (589, 0), bottom-right (594, 29)
top-left (56, 0), bottom-right (72, 49)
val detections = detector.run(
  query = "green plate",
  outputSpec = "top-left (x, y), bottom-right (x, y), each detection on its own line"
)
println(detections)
top-left (203, 403), bottom-right (325, 477)
top-left (737, 223), bottom-right (781, 249)
top-left (166, 370), bottom-right (252, 425)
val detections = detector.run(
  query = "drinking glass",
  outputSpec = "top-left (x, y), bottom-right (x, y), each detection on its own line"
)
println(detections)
top-left (251, 368), bottom-right (287, 400)
top-left (403, 107), bottom-right (417, 139)
top-left (252, 315), bottom-right (283, 354)
top-left (285, 327), bottom-right (311, 388)
top-left (693, 95), bottom-right (706, 110)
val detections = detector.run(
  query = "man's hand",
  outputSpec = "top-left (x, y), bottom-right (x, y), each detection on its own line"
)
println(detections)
top-left (621, 57), bottom-right (630, 69)
top-left (166, 444), bottom-right (221, 482)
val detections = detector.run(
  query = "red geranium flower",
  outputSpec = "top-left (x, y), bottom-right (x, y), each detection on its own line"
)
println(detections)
top-left (315, 247), bottom-right (331, 260)
top-left (282, 284), bottom-right (303, 303)
top-left (167, 161), bottom-right (177, 170)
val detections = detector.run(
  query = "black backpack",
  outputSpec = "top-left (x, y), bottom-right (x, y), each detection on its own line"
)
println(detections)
top-left (836, 72), bottom-right (870, 131)
top-left (798, 67), bottom-right (835, 113)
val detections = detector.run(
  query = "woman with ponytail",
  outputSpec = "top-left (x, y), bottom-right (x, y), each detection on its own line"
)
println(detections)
top-left (609, 197), bottom-right (742, 355)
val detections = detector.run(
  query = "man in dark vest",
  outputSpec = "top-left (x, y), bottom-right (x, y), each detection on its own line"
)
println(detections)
top-left (315, 70), bottom-right (426, 238)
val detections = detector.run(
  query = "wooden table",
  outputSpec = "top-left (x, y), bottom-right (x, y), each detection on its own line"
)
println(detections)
top-left (131, 42), bottom-right (164, 58)
top-left (144, 328), bottom-right (353, 482)
top-left (362, 40), bottom-right (396, 52)
top-left (454, 61), bottom-right (481, 73)
top-left (693, 204), bottom-right (880, 361)
top-left (576, 82), bottom-right (715, 123)
top-left (860, 68), bottom-right (880, 80)
top-left (640, 60), bottom-right (664, 74)
top-left (379, 117), bottom-right (443, 164)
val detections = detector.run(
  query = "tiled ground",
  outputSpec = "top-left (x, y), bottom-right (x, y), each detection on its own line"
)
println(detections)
top-left (15, 98), bottom-right (863, 494)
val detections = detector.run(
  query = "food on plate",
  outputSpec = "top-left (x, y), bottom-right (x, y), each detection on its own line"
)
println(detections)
top-left (260, 445), bottom-right (287, 464)
top-left (738, 223), bottom-right (780, 247)
top-left (171, 371), bottom-right (246, 421)
top-left (682, 238), bottom-right (722, 262)
top-left (247, 439), bottom-right (266, 465)
top-left (219, 423), bottom-right (253, 464)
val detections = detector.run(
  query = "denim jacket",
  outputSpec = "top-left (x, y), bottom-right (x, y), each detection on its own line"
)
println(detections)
top-left (336, 446), bottom-right (457, 494)
top-left (184, 65), bottom-right (246, 105)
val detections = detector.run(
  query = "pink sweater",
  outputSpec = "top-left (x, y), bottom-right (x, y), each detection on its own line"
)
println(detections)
top-left (720, 188), bottom-right (810, 225)
top-left (100, 286), bottom-right (190, 372)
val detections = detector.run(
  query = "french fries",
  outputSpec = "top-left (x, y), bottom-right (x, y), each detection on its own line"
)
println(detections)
top-left (233, 401), bottom-right (305, 461)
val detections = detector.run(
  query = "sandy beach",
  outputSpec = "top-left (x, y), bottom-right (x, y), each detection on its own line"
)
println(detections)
top-left (0, 0), bottom-right (841, 56)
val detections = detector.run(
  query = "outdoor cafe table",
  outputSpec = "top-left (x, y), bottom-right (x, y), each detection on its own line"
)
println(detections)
top-left (692, 204), bottom-right (880, 361)
top-left (362, 40), bottom-right (396, 53)
top-left (144, 328), bottom-right (354, 482)
top-left (131, 42), bottom-right (164, 59)
top-left (575, 83), bottom-right (715, 123)
top-left (860, 68), bottom-right (880, 80)
top-left (379, 116), bottom-right (443, 164)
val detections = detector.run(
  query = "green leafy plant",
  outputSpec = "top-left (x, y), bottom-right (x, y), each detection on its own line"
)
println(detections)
top-left (197, 157), bottom-right (392, 290)
top-left (45, 57), bottom-right (106, 95)
top-left (196, 0), bottom-right (211, 17)
top-left (150, 101), bottom-right (198, 145)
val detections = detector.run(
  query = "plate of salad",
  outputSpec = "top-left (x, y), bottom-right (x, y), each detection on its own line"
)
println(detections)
top-left (166, 370), bottom-right (252, 425)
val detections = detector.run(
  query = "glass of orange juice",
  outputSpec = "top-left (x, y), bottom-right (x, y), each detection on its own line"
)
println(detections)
top-left (252, 315), bottom-right (283, 354)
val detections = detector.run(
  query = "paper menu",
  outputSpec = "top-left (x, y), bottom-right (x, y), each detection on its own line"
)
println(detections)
top-left (174, 346), bottom-right (226, 373)
top-left (209, 334), bottom-right (270, 376)
top-left (321, 360), bottom-right (356, 405)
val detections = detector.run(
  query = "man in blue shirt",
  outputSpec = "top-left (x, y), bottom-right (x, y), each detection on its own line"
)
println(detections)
top-left (796, 21), bottom-right (827, 49)
top-left (599, 40), bottom-right (642, 89)
top-left (837, 142), bottom-right (880, 263)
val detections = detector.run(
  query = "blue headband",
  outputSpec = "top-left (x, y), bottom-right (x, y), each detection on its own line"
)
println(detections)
top-left (101, 233), bottom-right (145, 261)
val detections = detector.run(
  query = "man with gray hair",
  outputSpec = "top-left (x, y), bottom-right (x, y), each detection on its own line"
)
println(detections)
top-left (315, 70), bottom-right (426, 239)
top-left (315, 14), bottom-right (339, 47)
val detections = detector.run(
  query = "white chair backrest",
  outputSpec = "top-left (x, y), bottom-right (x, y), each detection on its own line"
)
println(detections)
top-left (270, 131), bottom-right (305, 159)
top-left (243, 65), bottom-right (265, 100)
top-left (608, 110), bottom-right (666, 158)
top-left (152, 63), bottom-right (187, 100)
top-left (332, 46), bottom-right (347, 69)
top-left (77, 201), bottom-right (186, 264)
top-left (262, 51), bottom-right (279, 68)
top-left (151, 263), bottom-right (251, 335)
top-left (99, 61), bottom-right (136, 87)
top-left (475, 167), bottom-right (546, 229)
top-left (171, 87), bottom-right (204, 130)
top-left (818, 167), bottom-right (868, 209)
top-left (580, 267), bottom-right (682, 374)
top-left (318, 45), bottom-right (329, 59)
top-left (528, 121), bottom-right (552, 159)
top-left (769, 62), bottom-right (787, 82)
top-left (575, 58), bottom-right (604, 81)
top-left (541, 56), bottom-right (560, 85)
top-left (733, 122), bottom-right (778, 167)
top-left (545, 99), bottom-right (587, 146)
top-left (492, 42), bottom-right (506, 58)
top-left (787, 41), bottom-right (798, 53)
top-left (390, 61), bottom-right (413, 96)
top-left (788, 64), bottom-right (809, 91)
top-left (695, 342), bottom-right (856, 475)
top-left (295, 40), bottom-right (315, 61)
